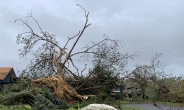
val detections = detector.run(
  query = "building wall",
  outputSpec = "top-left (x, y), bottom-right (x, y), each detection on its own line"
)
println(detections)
top-left (0, 68), bottom-right (16, 84)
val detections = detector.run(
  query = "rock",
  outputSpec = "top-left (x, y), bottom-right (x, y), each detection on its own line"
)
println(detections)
top-left (81, 104), bottom-right (117, 110)
top-left (24, 105), bottom-right (32, 109)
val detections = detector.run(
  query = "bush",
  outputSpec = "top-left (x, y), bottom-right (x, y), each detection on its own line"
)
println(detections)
top-left (0, 78), bottom-right (68, 110)
top-left (33, 86), bottom-right (68, 110)
top-left (72, 65), bottom-right (119, 96)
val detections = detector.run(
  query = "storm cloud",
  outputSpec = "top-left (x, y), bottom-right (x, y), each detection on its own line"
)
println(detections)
top-left (1, 0), bottom-right (184, 76)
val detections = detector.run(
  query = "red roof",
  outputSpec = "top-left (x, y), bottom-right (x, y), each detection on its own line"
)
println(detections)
top-left (0, 67), bottom-right (12, 80)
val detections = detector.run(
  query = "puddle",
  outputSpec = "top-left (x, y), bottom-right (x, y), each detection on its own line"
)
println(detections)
top-left (122, 104), bottom-right (184, 110)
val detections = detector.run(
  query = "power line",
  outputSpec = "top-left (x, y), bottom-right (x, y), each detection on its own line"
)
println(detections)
top-left (159, 41), bottom-right (184, 62)
top-left (164, 50), bottom-right (184, 64)
top-left (162, 45), bottom-right (184, 63)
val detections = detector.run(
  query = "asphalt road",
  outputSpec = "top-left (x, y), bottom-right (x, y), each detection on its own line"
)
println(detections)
top-left (123, 104), bottom-right (184, 110)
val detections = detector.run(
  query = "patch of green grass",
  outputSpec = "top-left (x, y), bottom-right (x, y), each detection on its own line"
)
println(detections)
top-left (0, 105), bottom-right (32, 110)
top-left (122, 106), bottom-right (142, 110)
top-left (112, 99), bottom-right (151, 105)
top-left (156, 101), bottom-right (184, 108)
top-left (105, 99), bottom-right (144, 110)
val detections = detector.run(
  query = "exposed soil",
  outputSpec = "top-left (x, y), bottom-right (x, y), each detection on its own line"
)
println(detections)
top-left (32, 75), bottom-right (83, 103)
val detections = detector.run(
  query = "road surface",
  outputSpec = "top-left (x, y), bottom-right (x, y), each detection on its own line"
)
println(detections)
top-left (123, 104), bottom-right (184, 110)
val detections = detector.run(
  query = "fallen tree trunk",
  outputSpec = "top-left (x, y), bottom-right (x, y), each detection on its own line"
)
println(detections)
top-left (32, 75), bottom-right (84, 103)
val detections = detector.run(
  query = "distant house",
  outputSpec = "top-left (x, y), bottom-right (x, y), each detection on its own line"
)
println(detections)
top-left (0, 67), bottom-right (17, 91)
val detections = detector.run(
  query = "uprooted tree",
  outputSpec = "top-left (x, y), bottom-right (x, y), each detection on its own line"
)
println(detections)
top-left (129, 64), bottom-right (150, 98)
top-left (129, 53), bottom-right (170, 100)
top-left (16, 5), bottom-right (137, 103)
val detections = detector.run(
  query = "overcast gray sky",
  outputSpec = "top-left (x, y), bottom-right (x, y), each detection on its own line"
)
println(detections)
top-left (1, 0), bottom-right (184, 76)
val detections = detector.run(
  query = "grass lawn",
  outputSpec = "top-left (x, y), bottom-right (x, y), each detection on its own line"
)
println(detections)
top-left (111, 99), bottom-right (184, 110)
top-left (0, 105), bottom-right (32, 110)
top-left (155, 101), bottom-right (184, 107)
top-left (1, 99), bottom-right (183, 110)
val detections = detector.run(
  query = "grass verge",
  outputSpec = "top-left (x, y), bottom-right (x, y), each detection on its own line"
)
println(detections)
top-left (0, 105), bottom-right (32, 110)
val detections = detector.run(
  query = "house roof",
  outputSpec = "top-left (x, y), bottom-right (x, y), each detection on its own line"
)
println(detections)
top-left (0, 67), bottom-right (12, 80)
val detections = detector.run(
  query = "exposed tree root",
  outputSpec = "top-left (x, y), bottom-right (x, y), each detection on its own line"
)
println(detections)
top-left (32, 75), bottom-right (84, 103)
